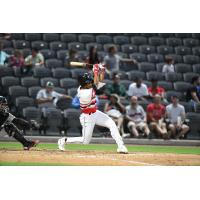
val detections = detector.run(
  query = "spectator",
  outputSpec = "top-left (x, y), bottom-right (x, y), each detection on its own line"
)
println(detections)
top-left (125, 96), bottom-right (150, 138)
top-left (105, 73), bottom-right (126, 98)
top-left (104, 94), bottom-right (125, 134)
top-left (0, 41), bottom-right (10, 65)
top-left (147, 94), bottom-right (168, 139)
top-left (186, 76), bottom-right (200, 112)
top-left (162, 57), bottom-right (175, 73)
top-left (127, 77), bottom-right (149, 101)
top-left (148, 79), bottom-right (167, 103)
top-left (103, 46), bottom-right (137, 71)
top-left (8, 50), bottom-right (24, 68)
top-left (65, 49), bottom-right (81, 67)
top-left (24, 48), bottom-right (44, 74)
top-left (86, 46), bottom-right (100, 64)
top-left (166, 95), bottom-right (189, 139)
top-left (36, 81), bottom-right (71, 110)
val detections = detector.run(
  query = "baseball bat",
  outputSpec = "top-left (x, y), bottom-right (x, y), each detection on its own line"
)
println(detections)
top-left (70, 62), bottom-right (93, 68)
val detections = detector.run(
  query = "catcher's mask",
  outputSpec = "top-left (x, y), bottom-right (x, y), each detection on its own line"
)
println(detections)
top-left (0, 96), bottom-right (9, 113)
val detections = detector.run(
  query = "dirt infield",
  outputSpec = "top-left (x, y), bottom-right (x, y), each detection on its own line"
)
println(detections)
top-left (0, 149), bottom-right (200, 165)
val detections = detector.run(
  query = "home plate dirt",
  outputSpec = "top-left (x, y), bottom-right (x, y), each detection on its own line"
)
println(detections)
top-left (0, 149), bottom-right (200, 166)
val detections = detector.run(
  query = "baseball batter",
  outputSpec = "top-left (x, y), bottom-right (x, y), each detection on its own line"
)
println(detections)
top-left (58, 64), bottom-right (128, 153)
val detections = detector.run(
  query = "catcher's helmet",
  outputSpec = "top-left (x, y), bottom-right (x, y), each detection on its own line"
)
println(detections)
top-left (0, 96), bottom-right (7, 104)
top-left (0, 96), bottom-right (8, 113)
top-left (79, 73), bottom-right (93, 87)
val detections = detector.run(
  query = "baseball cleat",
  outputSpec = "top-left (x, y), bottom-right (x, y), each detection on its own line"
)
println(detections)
top-left (117, 145), bottom-right (128, 154)
top-left (24, 140), bottom-right (40, 150)
top-left (58, 137), bottom-right (67, 151)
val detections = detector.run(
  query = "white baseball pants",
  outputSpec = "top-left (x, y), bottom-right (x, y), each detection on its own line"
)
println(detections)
top-left (66, 110), bottom-right (124, 148)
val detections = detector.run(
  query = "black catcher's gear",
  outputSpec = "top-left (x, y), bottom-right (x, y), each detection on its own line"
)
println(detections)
top-left (0, 96), bottom-right (9, 113)
top-left (79, 73), bottom-right (94, 87)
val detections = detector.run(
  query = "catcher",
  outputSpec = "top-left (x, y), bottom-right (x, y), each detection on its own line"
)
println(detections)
top-left (0, 96), bottom-right (39, 150)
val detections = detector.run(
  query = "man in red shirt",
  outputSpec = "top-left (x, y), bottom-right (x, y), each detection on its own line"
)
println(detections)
top-left (147, 94), bottom-right (168, 139)
top-left (148, 79), bottom-right (165, 100)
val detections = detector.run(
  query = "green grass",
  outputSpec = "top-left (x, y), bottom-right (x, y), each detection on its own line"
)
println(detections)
top-left (0, 142), bottom-right (200, 155)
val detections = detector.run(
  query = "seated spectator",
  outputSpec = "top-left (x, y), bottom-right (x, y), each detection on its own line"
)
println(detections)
top-left (148, 79), bottom-right (167, 103)
top-left (104, 94), bottom-right (125, 134)
top-left (105, 73), bottom-right (126, 98)
top-left (147, 94), bottom-right (168, 139)
top-left (86, 46), bottom-right (100, 64)
top-left (162, 57), bottom-right (175, 73)
top-left (166, 95), bottom-right (189, 139)
top-left (0, 41), bottom-right (10, 65)
top-left (103, 46), bottom-right (137, 72)
top-left (24, 48), bottom-right (44, 74)
top-left (186, 76), bottom-right (200, 112)
top-left (36, 81), bottom-right (71, 110)
top-left (125, 96), bottom-right (150, 138)
top-left (127, 77), bottom-right (149, 101)
top-left (8, 50), bottom-right (24, 69)
top-left (72, 94), bottom-right (99, 109)
top-left (64, 49), bottom-right (81, 67)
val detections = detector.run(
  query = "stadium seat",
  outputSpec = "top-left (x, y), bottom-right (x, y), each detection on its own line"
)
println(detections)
top-left (129, 53), bottom-right (147, 62)
top-left (96, 35), bottom-right (112, 44)
top-left (113, 36), bottom-right (129, 45)
top-left (56, 50), bottom-right (68, 60)
top-left (45, 58), bottom-right (63, 68)
top-left (192, 33), bottom-right (200, 38)
top-left (25, 33), bottom-right (42, 41)
top-left (173, 82), bottom-right (191, 92)
top-left (157, 45), bottom-right (174, 55)
top-left (165, 54), bottom-right (183, 63)
top-left (12, 33), bottom-right (25, 40)
top-left (146, 71), bottom-right (165, 81)
top-left (121, 44), bottom-right (137, 54)
top-left (0, 66), bottom-right (13, 77)
top-left (15, 96), bottom-right (35, 115)
top-left (78, 34), bottom-right (95, 43)
top-left (143, 80), bottom-right (151, 87)
top-left (192, 64), bottom-right (200, 73)
top-left (165, 72), bottom-right (183, 82)
top-left (179, 101), bottom-right (192, 113)
top-left (28, 86), bottom-right (42, 98)
top-left (1, 76), bottom-right (19, 88)
top-left (33, 67), bottom-right (51, 78)
top-left (9, 86), bottom-right (27, 99)
top-left (166, 37), bottom-right (182, 46)
top-left (157, 81), bottom-right (173, 91)
top-left (183, 55), bottom-right (200, 64)
top-left (40, 77), bottom-right (59, 87)
top-left (21, 77), bottom-right (39, 87)
top-left (21, 48), bottom-right (31, 57)
top-left (23, 107), bottom-right (42, 123)
top-left (63, 109), bottom-right (82, 136)
top-left (175, 63), bottom-right (192, 73)
top-left (139, 45), bottom-right (156, 54)
top-left (127, 70), bottom-right (146, 81)
top-left (156, 63), bottom-right (165, 72)
top-left (183, 72), bottom-right (199, 83)
top-left (86, 43), bottom-right (103, 51)
top-left (60, 78), bottom-right (78, 90)
top-left (54, 87), bottom-right (66, 94)
top-left (183, 38), bottom-right (199, 47)
top-left (31, 41), bottom-right (48, 50)
top-left (40, 49), bottom-right (56, 59)
top-left (140, 33), bottom-right (158, 37)
top-left (43, 33), bottom-right (60, 42)
top-left (68, 42), bottom-right (84, 50)
top-left (71, 68), bottom-right (88, 79)
top-left (147, 53), bottom-right (164, 63)
top-left (78, 50), bottom-right (89, 60)
top-left (60, 33), bottom-right (77, 42)
top-left (138, 62), bottom-right (156, 72)
top-left (131, 36), bottom-right (147, 45)
top-left (166, 91), bottom-right (184, 102)
top-left (49, 41), bottom-right (66, 51)
top-left (174, 33), bottom-right (192, 38)
top-left (13, 40), bottom-right (30, 49)
top-left (52, 68), bottom-right (71, 79)
top-left (1, 40), bottom-right (12, 48)
top-left (120, 80), bottom-right (132, 90)
top-left (98, 51), bottom-right (107, 61)
top-left (42, 108), bottom-right (63, 134)
top-left (148, 37), bottom-right (165, 46)
top-left (192, 46), bottom-right (200, 56)
top-left (175, 46), bottom-right (192, 55)
top-left (158, 33), bottom-right (174, 38)
top-left (68, 87), bottom-right (78, 97)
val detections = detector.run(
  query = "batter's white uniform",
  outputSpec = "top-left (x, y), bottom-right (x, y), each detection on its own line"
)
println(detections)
top-left (66, 84), bottom-right (124, 148)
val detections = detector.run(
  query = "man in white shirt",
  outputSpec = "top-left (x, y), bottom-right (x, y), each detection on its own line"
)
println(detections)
top-left (103, 46), bottom-right (137, 71)
top-left (125, 96), bottom-right (150, 138)
top-left (36, 81), bottom-right (71, 109)
top-left (162, 57), bottom-right (175, 73)
top-left (127, 77), bottom-right (149, 101)
top-left (166, 95), bottom-right (189, 139)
